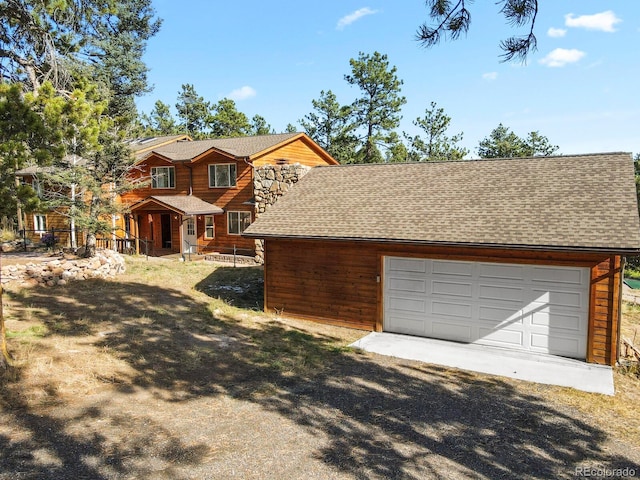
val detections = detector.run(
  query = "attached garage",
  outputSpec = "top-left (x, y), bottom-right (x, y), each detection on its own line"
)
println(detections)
top-left (244, 153), bottom-right (640, 366)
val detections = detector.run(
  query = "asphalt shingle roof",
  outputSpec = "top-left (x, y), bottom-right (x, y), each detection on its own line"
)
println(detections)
top-left (243, 152), bottom-right (640, 252)
top-left (134, 195), bottom-right (223, 216)
top-left (16, 155), bottom-right (88, 175)
top-left (149, 133), bottom-right (300, 162)
top-left (128, 135), bottom-right (190, 153)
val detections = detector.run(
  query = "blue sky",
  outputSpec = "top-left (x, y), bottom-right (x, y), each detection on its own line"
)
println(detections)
top-left (136, 1), bottom-right (640, 157)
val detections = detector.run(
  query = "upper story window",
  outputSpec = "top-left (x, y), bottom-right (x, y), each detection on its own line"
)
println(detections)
top-left (151, 166), bottom-right (175, 189)
top-left (32, 178), bottom-right (43, 197)
top-left (208, 163), bottom-right (237, 188)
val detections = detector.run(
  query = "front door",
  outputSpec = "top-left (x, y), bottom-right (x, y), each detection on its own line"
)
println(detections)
top-left (160, 214), bottom-right (172, 249)
top-left (183, 216), bottom-right (197, 254)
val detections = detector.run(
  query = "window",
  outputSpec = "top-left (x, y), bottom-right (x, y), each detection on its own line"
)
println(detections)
top-left (209, 164), bottom-right (237, 188)
top-left (204, 215), bottom-right (215, 239)
top-left (227, 211), bottom-right (251, 235)
top-left (151, 166), bottom-right (175, 189)
top-left (34, 214), bottom-right (46, 233)
top-left (186, 217), bottom-right (195, 236)
top-left (32, 178), bottom-right (42, 197)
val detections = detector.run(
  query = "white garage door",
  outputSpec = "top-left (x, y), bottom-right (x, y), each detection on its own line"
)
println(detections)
top-left (383, 257), bottom-right (589, 359)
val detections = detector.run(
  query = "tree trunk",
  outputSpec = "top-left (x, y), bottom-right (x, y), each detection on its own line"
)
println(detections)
top-left (0, 282), bottom-right (11, 370)
top-left (84, 232), bottom-right (97, 258)
top-left (14, 162), bottom-right (23, 232)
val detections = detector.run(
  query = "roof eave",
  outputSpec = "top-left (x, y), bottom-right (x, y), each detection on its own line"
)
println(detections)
top-left (241, 233), bottom-right (640, 256)
top-left (191, 146), bottom-right (237, 163)
top-left (134, 151), bottom-right (176, 165)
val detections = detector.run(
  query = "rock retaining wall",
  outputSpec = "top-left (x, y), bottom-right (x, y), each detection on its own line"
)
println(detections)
top-left (253, 164), bottom-right (311, 263)
top-left (1, 249), bottom-right (126, 287)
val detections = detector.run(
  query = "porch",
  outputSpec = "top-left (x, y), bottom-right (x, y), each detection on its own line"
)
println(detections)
top-left (128, 194), bottom-right (254, 257)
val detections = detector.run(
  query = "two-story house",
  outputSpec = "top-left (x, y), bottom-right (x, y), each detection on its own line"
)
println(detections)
top-left (121, 132), bottom-right (338, 257)
top-left (17, 133), bottom-right (338, 257)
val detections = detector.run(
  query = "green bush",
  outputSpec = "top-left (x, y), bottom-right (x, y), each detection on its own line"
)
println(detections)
top-left (626, 256), bottom-right (640, 279)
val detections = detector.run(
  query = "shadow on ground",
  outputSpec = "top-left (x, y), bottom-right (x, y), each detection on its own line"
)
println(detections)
top-left (195, 265), bottom-right (264, 310)
top-left (1, 275), bottom-right (638, 479)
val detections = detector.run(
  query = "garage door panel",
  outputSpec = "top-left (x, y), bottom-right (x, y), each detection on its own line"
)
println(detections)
top-left (532, 266), bottom-right (588, 285)
top-left (432, 300), bottom-right (473, 319)
top-left (387, 257), bottom-right (427, 273)
top-left (479, 284), bottom-right (525, 302)
top-left (432, 280), bottom-right (473, 297)
top-left (531, 333), bottom-right (585, 357)
top-left (478, 263), bottom-right (525, 280)
top-left (529, 308), bottom-right (584, 332)
top-left (384, 257), bottom-right (589, 360)
top-left (478, 305), bottom-right (524, 325)
top-left (432, 260), bottom-right (473, 276)
top-left (386, 316), bottom-right (427, 336)
top-left (530, 289), bottom-right (586, 309)
top-left (478, 327), bottom-right (524, 348)
top-left (387, 295), bottom-right (427, 315)
top-left (387, 277), bottom-right (427, 293)
top-left (432, 321), bottom-right (472, 342)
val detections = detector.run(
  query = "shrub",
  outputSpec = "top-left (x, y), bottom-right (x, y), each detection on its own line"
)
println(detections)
top-left (41, 233), bottom-right (57, 249)
top-left (0, 228), bottom-right (16, 242)
top-left (626, 256), bottom-right (640, 279)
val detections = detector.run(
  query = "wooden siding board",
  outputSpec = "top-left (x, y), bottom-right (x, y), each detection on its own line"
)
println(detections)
top-left (610, 256), bottom-right (622, 364)
top-left (252, 138), bottom-right (335, 167)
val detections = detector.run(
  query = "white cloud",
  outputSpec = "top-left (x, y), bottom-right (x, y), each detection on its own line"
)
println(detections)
top-left (337, 7), bottom-right (379, 30)
top-left (227, 86), bottom-right (256, 101)
top-left (482, 72), bottom-right (498, 81)
top-left (547, 27), bottom-right (567, 38)
top-left (539, 48), bottom-right (586, 67)
top-left (565, 11), bottom-right (621, 32)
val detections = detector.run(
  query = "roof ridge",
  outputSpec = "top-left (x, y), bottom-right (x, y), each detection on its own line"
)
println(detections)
top-left (312, 152), bottom-right (632, 169)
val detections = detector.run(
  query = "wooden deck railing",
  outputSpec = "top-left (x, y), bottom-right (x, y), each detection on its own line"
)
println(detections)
top-left (95, 229), bottom-right (150, 255)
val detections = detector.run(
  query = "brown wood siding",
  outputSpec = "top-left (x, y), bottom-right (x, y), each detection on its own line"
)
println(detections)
top-left (264, 238), bottom-right (622, 365)
top-left (264, 239), bottom-right (378, 329)
top-left (195, 213), bottom-right (254, 255)
top-left (122, 157), bottom-right (189, 204)
top-left (124, 152), bottom-right (255, 254)
top-left (252, 138), bottom-right (336, 167)
top-left (588, 256), bottom-right (622, 365)
top-left (47, 213), bottom-right (72, 247)
top-left (23, 211), bottom-right (75, 247)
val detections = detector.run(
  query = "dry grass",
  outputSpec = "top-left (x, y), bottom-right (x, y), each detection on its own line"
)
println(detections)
top-left (621, 302), bottom-right (640, 347)
top-left (1, 256), bottom-right (639, 478)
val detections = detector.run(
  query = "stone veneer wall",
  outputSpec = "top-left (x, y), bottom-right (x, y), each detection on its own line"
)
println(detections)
top-left (253, 164), bottom-right (311, 263)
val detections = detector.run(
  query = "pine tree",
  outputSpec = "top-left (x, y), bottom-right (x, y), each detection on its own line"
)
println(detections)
top-left (345, 52), bottom-right (406, 163)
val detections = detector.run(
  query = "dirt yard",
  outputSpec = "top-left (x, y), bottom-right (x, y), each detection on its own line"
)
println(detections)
top-left (1, 256), bottom-right (639, 479)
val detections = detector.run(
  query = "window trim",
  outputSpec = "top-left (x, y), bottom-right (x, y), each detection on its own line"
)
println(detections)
top-left (151, 166), bottom-right (176, 189)
top-left (227, 211), bottom-right (251, 235)
top-left (204, 215), bottom-right (215, 239)
top-left (33, 214), bottom-right (46, 234)
top-left (208, 163), bottom-right (237, 188)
